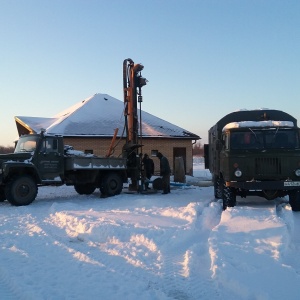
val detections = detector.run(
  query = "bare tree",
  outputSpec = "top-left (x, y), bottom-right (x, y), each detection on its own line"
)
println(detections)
top-left (193, 141), bottom-right (204, 156)
top-left (0, 146), bottom-right (15, 154)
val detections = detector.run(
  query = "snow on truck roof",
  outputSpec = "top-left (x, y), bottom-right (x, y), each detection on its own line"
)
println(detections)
top-left (211, 109), bottom-right (297, 133)
top-left (223, 120), bottom-right (295, 131)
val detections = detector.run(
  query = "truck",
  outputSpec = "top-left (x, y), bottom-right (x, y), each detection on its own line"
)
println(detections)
top-left (0, 58), bottom-right (147, 206)
top-left (204, 109), bottom-right (300, 211)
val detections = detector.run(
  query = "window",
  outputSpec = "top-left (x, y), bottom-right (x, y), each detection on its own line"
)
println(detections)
top-left (151, 150), bottom-right (158, 157)
top-left (41, 139), bottom-right (59, 153)
top-left (230, 129), bottom-right (299, 150)
top-left (14, 135), bottom-right (39, 153)
top-left (230, 131), bottom-right (263, 150)
top-left (265, 130), bottom-right (299, 149)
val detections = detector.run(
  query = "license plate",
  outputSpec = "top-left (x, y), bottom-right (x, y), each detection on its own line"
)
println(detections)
top-left (284, 182), bottom-right (300, 187)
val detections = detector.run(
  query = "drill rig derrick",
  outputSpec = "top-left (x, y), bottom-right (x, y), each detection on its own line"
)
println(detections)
top-left (123, 58), bottom-right (147, 191)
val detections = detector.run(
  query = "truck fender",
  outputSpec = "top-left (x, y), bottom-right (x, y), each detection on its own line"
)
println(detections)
top-left (3, 162), bottom-right (41, 184)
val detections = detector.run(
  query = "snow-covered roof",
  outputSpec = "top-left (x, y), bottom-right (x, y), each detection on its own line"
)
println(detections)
top-left (15, 93), bottom-right (200, 139)
top-left (15, 116), bottom-right (58, 133)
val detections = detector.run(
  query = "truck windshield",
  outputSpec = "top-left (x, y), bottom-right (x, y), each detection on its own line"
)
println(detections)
top-left (14, 135), bottom-right (39, 153)
top-left (230, 129), bottom-right (300, 150)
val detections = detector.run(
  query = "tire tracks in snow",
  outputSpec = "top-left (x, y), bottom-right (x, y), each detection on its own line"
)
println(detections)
top-left (0, 267), bottom-right (26, 300)
top-left (41, 196), bottom-right (224, 299)
top-left (39, 203), bottom-right (170, 299)
top-left (159, 199), bottom-right (223, 299)
top-left (0, 267), bottom-right (39, 300)
top-left (0, 205), bottom-right (56, 300)
top-left (208, 197), bottom-right (300, 299)
top-left (276, 200), bottom-right (300, 276)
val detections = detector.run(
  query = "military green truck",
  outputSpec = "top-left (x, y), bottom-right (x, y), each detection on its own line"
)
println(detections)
top-left (0, 58), bottom-right (149, 207)
top-left (0, 132), bottom-right (134, 206)
top-left (204, 109), bottom-right (300, 211)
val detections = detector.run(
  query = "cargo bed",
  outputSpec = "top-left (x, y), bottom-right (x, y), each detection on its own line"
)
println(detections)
top-left (64, 156), bottom-right (127, 171)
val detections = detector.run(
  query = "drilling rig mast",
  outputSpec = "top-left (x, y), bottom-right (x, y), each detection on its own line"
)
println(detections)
top-left (123, 58), bottom-right (147, 190)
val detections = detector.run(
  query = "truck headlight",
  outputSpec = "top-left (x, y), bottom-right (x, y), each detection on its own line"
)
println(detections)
top-left (295, 169), bottom-right (300, 177)
top-left (234, 169), bottom-right (242, 177)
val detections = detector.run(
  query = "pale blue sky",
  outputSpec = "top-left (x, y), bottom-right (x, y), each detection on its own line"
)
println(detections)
top-left (1, 0), bottom-right (299, 146)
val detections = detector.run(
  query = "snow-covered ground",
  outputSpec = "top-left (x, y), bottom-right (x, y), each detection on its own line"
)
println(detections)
top-left (1, 160), bottom-right (300, 300)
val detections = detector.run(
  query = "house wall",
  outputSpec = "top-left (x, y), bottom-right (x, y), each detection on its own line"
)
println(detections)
top-left (63, 137), bottom-right (194, 175)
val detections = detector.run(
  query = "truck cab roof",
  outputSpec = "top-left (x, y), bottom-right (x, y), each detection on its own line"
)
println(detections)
top-left (211, 109), bottom-right (297, 134)
top-left (223, 120), bottom-right (295, 132)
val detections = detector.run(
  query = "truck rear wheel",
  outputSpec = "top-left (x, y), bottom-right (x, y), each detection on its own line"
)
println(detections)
top-left (223, 184), bottom-right (236, 210)
top-left (289, 190), bottom-right (300, 211)
top-left (214, 176), bottom-right (223, 199)
top-left (5, 175), bottom-right (38, 206)
top-left (101, 173), bottom-right (123, 196)
top-left (74, 184), bottom-right (96, 195)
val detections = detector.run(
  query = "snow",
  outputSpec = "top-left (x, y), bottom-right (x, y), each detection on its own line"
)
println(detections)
top-left (223, 120), bottom-right (295, 131)
top-left (1, 160), bottom-right (300, 300)
top-left (64, 146), bottom-right (95, 157)
top-left (16, 94), bottom-right (199, 139)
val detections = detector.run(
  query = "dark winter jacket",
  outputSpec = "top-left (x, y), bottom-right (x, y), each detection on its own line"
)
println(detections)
top-left (159, 156), bottom-right (171, 176)
top-left (143, 156), bottom-right (154, 178)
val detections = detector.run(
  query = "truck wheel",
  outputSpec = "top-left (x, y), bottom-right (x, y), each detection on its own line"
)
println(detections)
top-left (102, 173), bottom-right (123, 196)
top-left (214, 176), bottom-right (223, 199)
top-left (0, 187), bottom-right (6, 202)
top-left (74, 184), bottom-right (96, 195)
top-left (223, 184), bottom-right (236, 210)
top-left (5, 175), bottom-right (38, 206)
top-left (289, 190), bottom-right (300, 211)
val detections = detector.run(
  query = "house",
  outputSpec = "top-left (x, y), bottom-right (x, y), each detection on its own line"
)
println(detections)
top-left (15, 93), bottom-right (200, 175)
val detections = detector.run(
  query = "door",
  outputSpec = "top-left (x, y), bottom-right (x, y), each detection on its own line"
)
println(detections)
top-left (173, 147), bottom-right (186, 174)
top-left (37, 137), bottom-right (64, 182)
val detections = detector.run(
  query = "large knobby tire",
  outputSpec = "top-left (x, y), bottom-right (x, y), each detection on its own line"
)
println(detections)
top-left (223, 183), bottom-right (236, 210)
top-left (101, 173), bottom-right (123, 196)
top-left (289, 190), bottom-right (300, 211)
top-left (214, 176), bottom-right (223, 199)
top-left (5, 175), bottom-right (38, 206)
top-left (74, 184), bottom-right (96, 195)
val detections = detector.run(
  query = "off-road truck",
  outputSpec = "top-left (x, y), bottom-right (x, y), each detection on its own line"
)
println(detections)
top-left (0, 58), bottom-right (148, 206)
top-left (0, 132), bottom-right (131, 206)
top-left (204, 109), bottom-right (300, 210)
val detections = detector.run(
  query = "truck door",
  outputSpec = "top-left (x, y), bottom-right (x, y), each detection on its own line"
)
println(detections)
top-left (37, 137), bottom-right (64, 182)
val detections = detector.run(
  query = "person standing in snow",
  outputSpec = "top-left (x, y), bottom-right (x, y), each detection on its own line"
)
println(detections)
top-left (156, 152), bottom-right (171, 194)
top-left (142, 153), bottom-right (154, 189)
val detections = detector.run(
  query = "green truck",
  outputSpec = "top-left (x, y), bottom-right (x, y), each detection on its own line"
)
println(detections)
top-left (204, 109), bottom-right (300, 211)
top-left (0, 132), bottom-right (133, 206)
top-left (0, 58), bottom-right (148, 207)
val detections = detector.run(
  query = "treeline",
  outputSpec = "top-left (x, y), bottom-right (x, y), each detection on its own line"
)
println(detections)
top-left (0, 146), bottom-right (15, 154)
top-left (193, 141), bottom-right (204, 156)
